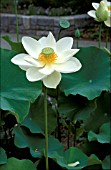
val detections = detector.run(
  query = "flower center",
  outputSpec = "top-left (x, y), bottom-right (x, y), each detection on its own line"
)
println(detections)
top-left (42, 47), bottom-right (54, 55)
top-left (38, 47), bottom-right (57, 64)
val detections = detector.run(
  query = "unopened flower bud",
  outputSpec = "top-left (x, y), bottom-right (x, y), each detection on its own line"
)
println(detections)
top-left (75, 29), bottom-right (80, 38)
top-left (96, 1), bottom-right (109, 21)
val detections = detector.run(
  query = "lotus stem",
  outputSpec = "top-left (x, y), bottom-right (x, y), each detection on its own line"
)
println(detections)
top-left (56, 86), bottom-right (61, 142)
top-left (76, 38), bottom-right (79, 48)
top-left (44, 86), bottom-right (49, 170)
top-left (58, 28), bottom-right (62, 40)
top-left (105, 28), bottom-right (108, 48)
top-left (73, 125), bottom-right (76, 147)
top-left (98, 23), bottom-right (102, 48)
top-left (14, 0), bottom-right (19, 42)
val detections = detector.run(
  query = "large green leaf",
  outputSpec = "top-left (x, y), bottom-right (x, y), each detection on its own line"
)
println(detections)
top-left (55, 147), bottom-right (88, 170)
top-left (37, 158), bottom-right (64, 170)
top-left (87, 154), bottom-right (102, 166)
top-left (13, 125), bottom-right (44, 158)
top-left (60, 47), bottom-right (110, 100)
top-left (0, 157), bottom-right (37, 170)
top-left (80, 141), bottom-right (111, 159)
top-left (83, 164), bottom-right (102, 170)
top-left (84, 92), bottom-right (110, 132)
top-left (102, 155), bottom-right (111, 170)
top-left (2, 35), bottom-right (26, 53)
top-left (0, 148), bottom-right (7, 165)
top-left (88, 122), bottom-right (110, 143)
top-left (13, 126), bottom-right (64, 158)
top-left (22, 95), bottom-right (57, 134)
top-left (58, 93), bottom-right (96, 122)
top-left (0, 48), bottom-right (42, 122)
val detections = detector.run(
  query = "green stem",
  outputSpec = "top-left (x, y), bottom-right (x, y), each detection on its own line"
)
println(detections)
top-left (56, 86), bottom-right (61, 142)
top-left (14, 0), bottom-right (19, 42)
top-left (98, 23), bottom-right (102, 48)
top-left (73, 124), bottom-right (76, 147)
top-left (76, 38), bottom-right (79, 48)
top-left (44, 86), bottom-right (49, 170)
top-left (58, 28), bottom-right (62, 40)
top-left (105, 28), bottom-right (108, 48)
top-left (57, 110), bottom-right (61, 141)
top-left (67, 127), bottom-right (70, 149)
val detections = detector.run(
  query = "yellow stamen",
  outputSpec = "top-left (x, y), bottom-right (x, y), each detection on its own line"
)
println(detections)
top-left (38, 47), bottom-right (57, 64)
top-left (108, 6), bottom-right (111, 11)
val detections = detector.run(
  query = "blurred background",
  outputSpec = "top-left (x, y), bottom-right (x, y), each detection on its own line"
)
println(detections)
top-left (1, 0), bottom-right (110, 50)
top-left (0, 0), bottom-right (100, 16)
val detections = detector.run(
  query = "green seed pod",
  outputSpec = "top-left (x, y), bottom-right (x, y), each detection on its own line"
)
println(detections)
top-left (96, 1), bottom-right (109, 22)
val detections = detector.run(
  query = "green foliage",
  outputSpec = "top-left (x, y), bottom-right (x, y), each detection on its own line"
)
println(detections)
top-left (87, 154), bottom-right (102, 167)
top-left (0, 48), bottom-right (42, 122)
top-left (56, 147), bottom-right (88, 169)
top-left (0, 18), bottom-right (110, 170)
top-left (17, 0), bottom-right (100, 10)
top-left (88, 122), bottom-right (110, 143)
top-left (0, 157), bottom-right (37, 170)
top-left (49, 7), bottom-right (72, 16)
top-left (22, 95), bottom-right (57, 134)
top-left (13, 125), bottom-right (64, 158)
top-left (13, 125), bottom-right (43, 158)
top-left (2, 35), bottom-right (26, 53)
top-left (58, 93), bottom-right (96, 122)
top-left (0, 0), bottom-right (100, 15)
top-left (84, 92), bottom-right (110, 132)
top-left (0, 0), bottom-right (13, 8)
top-left (60, 47), bottom-right (110, 100)
top-left (27, 5), bottom-right (72, 16)
top-left (0, 148), bottom-right (7, 165)
top-left (102, 155), bottom-right (111, 170)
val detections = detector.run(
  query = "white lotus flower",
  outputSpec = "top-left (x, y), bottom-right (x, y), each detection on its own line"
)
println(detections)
top-left (87, 0), bottom-right (111, 27)
top-left (11, 32), bottom-right (82, 89)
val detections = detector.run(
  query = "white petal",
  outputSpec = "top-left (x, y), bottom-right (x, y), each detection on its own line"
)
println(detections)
top-left (92, 3), bottom-right (99, 10)
top-left (45, 32), bottom-right (56, 49)
top-left (56, 37), bottom-right (73, 53)
top-left (26, 67), bottom-right (46, 82)
top-left (43, 71), bottom-right (61, 89)
top-left (24, 56), bottom-right (44, 67)
top-left (38, 64), bottom-right (55, 75)
top-left (56, 49), bottom-right (80, 63)
top-left (19, 65), bottom-right (33, 71)
top-left (38, 32), bottom-right (56, 50)
top-left (107, 1), bottom-right (111, 7)
top-left (55, 57), bottom-right (82, 73)
top-left (87, 10), bottom-right (96, 18)
top-left (103, 0), bottom-right (108, 3)
top-left (38, 36), bottom-right (47, 48)
top-left (104, 17), bottom-right (111, 27)
top-left (108, 11), bottom-right (111, 17)
top-left (11, 53), bottom-right (32, 66)
top-left (103, 1), bottom-right (111, 14)
top-left (22, 36), bottom-right (42, 59)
